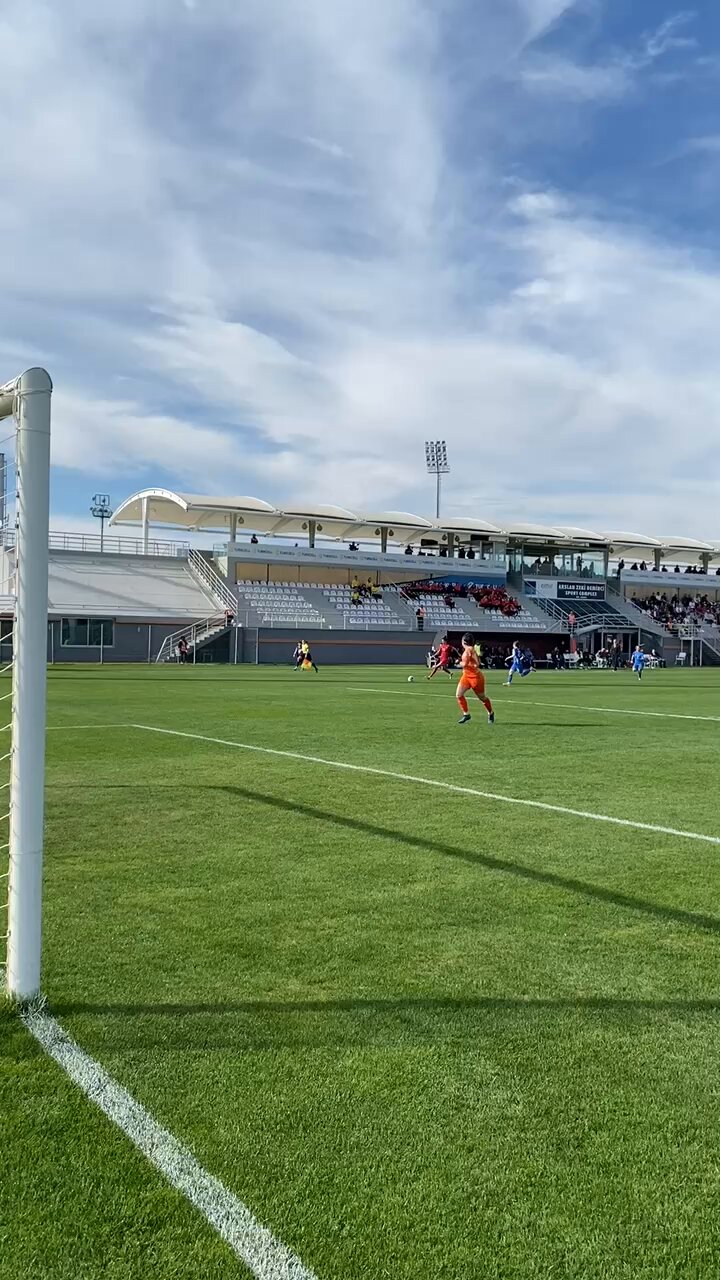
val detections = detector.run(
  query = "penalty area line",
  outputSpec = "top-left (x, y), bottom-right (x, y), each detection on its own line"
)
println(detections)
top-left (21, 1007), bottom-right (318, 1280)
top-left (133, 723), bottom-right (720, 847)
top-left (344, 687), bottom-right (720, 724)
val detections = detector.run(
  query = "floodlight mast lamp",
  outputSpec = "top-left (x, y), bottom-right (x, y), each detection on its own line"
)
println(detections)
top-left (425, 439), bottom-right (450, 520)
top-left (0, 368), bottom-right (52, 1001)
top-left (90, 493), bottom-right (113, 552)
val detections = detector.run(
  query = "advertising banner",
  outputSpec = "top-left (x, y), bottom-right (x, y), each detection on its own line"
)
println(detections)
top-left (524, 579), bottom-right (556, 599)
top-left (226, 542), bottom-right (505, 577)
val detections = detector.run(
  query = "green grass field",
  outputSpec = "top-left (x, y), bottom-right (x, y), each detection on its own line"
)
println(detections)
top-left (3, 663), bottom-right (720, 1279)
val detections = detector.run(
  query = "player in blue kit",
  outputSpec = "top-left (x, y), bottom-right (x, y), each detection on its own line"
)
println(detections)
top-left (504, 641), bottom-right (533, 686)
top-left (631, 644), bottom-right (646, 681)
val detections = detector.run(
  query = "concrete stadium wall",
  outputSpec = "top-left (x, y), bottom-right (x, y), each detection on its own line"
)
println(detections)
top-left (39, 622), bottom-right (564, 666)
top-left (244, 628), bottom-right (433, 666)
top-left (46, 619), bottom-right (186, 664)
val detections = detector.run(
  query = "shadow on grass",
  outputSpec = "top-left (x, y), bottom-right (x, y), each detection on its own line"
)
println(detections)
top-left (222, 783), bottom-right (720, 938)
top-left (55, 993), bottom-right (720, 1020)
top-left (51, 780), bottom-right (720, 938)
top-left (51, 990), bottom-right (720, 1054)
top-left (52, 784), bottom-right (720, 1038)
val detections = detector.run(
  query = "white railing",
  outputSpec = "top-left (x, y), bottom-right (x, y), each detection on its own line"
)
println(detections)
top-left (606, 587), bottom-right (666, 635)
top-left (187, 548), bottom-right (237, 612)
top-left (618, 568), bottom-right (720, 589)
top-left (1, 529), bottom-right (190, 558)
top-left (700, 631), bottom-right (720, 663)
top-left (532, 597), bottom-right (632, 634)
top-left (532, 599), bottom-right (571, 627)
top-left (155, 614), bottom-right (229, 664)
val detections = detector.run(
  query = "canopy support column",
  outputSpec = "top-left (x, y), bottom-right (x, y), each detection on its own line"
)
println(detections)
top-left (141, 497), bottom-right (149, 554)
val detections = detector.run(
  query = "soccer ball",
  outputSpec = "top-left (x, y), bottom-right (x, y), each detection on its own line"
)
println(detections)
top-left (407, 675), bottom-right (414, 683)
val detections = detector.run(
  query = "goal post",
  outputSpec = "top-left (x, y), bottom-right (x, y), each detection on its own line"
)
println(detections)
top-left (1, 368), bottom-right (52, 1000)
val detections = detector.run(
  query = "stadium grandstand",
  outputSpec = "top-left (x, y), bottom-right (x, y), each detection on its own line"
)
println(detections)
top-left (4, 487), bottom-right (720, 665)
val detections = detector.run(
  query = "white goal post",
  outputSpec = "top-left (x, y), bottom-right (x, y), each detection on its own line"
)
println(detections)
top-left (0, 368), bottom-right (51, 1000)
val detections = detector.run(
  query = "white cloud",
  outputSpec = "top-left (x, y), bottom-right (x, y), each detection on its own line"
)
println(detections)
top-left (301, 135), bottom-right (350, 160)
top-left (51, 390), bottom-right (243, 490)
top-left (641, 11), bottom-right (696, 61)
top-left (518, 55), bottom-right (631, 100)
top-left (0, 0), bottom-right (719, 541)
top-left (519, 10), bottom-right (698, 103)
top-left (135, 186), bottom-right (720, 537)
top-left (518, 0), bottom-right (579, 43)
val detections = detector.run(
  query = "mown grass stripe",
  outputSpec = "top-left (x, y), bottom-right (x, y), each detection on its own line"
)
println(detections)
top-left (134, 723), bottom-right (720, 847)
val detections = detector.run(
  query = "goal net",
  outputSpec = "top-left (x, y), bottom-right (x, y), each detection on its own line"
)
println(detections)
top-left (0, 368), bottom-right (52, 1000)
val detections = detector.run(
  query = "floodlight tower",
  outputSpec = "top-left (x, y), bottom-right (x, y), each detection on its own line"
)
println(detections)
top-left (425, 440), bottom-right (450, 520)
top-left (90, 494), bottom-right (113, 552)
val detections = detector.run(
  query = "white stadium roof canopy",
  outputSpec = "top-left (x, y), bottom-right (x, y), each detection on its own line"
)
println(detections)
top-left (111, 491), bottom-right (473, 544)
top-left (111, 490), bottom-right (282, 534)
top-left (602, 531), bottom-right (663, 558)
top-left (654, 535), bottom-right (716, 554)
top-left (111, 490), bottom-right (720, 556)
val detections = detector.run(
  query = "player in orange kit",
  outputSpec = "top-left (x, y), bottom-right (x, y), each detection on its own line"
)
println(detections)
top-left (456, 632), bottom-right (494, 726)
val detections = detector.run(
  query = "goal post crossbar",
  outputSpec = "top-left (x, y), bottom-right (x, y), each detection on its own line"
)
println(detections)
top-left (0, 377), bottom-right (22, 421)
top-left (2, 368), bottom-right (52, 1000)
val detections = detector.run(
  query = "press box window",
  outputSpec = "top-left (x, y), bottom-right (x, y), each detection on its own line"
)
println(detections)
top-left (61, 618), bottom-right (114, 647)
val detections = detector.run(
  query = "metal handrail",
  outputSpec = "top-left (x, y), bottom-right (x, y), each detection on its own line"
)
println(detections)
top-left (155, 614), bottom-right (229, 663)
top-left (1, 529), bottom-right (190, 558)
top-left (187, 548), bottom-right (236, 612)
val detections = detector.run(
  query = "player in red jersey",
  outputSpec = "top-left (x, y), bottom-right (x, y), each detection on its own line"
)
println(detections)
top-left (456, 633), bottom-right (494, 725)
top-left (427, 636), bottom-right (456, 679)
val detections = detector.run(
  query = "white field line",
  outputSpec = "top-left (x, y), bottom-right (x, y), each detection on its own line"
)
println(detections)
top-left (21, 1007), bottom-right (318, 1280)
top-left (134, 723), bottom-right (720, 847)
top-left (47, 723), bottom-right (133, 730)
top-left (343, 687), bottom-right (720, 724)
top-left (520, 699), bottom-right (720, 724)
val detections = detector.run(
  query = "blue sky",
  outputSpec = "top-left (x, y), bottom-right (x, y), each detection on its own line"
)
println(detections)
top-left (2, 0), bottom-right (720, 538)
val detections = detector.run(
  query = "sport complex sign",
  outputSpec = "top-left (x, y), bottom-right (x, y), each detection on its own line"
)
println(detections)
top-left (525, 579), bottom-right (606, 601)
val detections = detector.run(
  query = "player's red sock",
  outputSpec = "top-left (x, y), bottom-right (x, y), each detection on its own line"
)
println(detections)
top-left (481, 695), bottom-right (493, 714)
top-left (457, 694), bottom-right (469, 713)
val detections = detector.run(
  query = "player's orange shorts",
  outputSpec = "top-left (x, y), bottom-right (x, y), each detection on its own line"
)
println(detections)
top-left (457, 671), bottom-right (485, 694)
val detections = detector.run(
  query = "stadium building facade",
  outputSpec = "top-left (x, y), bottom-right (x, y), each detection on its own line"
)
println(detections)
top-left (3, 489), bottom-right (719, 666)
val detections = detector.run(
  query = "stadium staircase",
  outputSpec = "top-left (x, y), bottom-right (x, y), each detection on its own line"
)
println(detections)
top-left (187, 548), bottom-right (237, 613)
top-left (155, 614), bottom-right (233, 663)
top-left (531, 595), bottom-right (636, 636)
top-left (700, 630), bottom-right (720, 666)
top-left (605, 587), bottom-right (668, 637)
top-left (153, 548), bottom-right (239, 662)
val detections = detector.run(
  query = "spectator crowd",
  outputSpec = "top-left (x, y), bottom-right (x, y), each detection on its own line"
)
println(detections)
top-left (620, 559), bottom-right (720, 576)
top-left (403, 581), bottom-right (521, 617)
top-left (631, 592), bottom-right (720, 629)
top-left (350, 575), bottom-right (383, 606)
